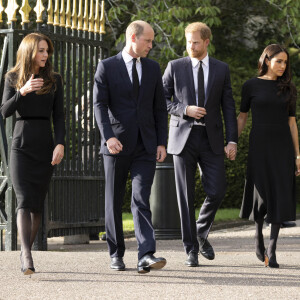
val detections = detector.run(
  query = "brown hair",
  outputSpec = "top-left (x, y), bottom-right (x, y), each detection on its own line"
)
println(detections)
top-left (258, 44), bottom-right (296, 110)
top-left (185, 22), bottom-right (211, 40)
top-left (6, 33), bottom-right (56, 94)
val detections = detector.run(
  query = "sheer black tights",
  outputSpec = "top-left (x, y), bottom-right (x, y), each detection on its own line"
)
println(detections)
top-left (17, 208), bottom-right (41, 269)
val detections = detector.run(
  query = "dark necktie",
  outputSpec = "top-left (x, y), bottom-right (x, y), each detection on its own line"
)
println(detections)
top-left (132, 58), bottom-right (139, 101)
top-left (197, 60), bottom-right (205, 123)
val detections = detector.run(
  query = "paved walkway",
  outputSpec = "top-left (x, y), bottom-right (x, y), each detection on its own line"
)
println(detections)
top-left (1, 221), bottom-right (300, 300)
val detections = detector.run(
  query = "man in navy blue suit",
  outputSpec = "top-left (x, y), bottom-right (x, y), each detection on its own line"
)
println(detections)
top-left (163, 22), bottom-right (238, 267)
top-left (93, 20), bottom-right (168, 273)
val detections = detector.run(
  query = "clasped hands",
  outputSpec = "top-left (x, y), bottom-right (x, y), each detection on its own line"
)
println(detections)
top-left (107, 137), bottom-right (167, 162)
top-left (186, 106), bottom-right (237, 161)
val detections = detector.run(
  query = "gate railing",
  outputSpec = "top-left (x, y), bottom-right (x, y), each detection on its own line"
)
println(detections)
top-left (0, 0), bottom-right (108, 251)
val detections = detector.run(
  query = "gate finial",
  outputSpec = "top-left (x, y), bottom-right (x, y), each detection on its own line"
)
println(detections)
top-left (94, 0), bottom-right (100, 33)
top-left (0, 0), bottom-right (5, 23)
top-left (78, 0), bottom-right (83, 30)
top-left (5, 0), bottom-right (19, 25)
top-left (19, 0), bottom-right (32, 24)
top-left (71, 0), bottom-right (77, 29)
top-left (34, 0), bottom-right (45, 23)
top-left (88, 0), bottom-right (94, 32)
top-left (47, 0), bottom-right (54, 25)
top-left (100, 0), bottom-right (105, 34)
top-left (60, 0), bottom-right (66, 27)
top-left (83, 0), bottom-right (89, 31)
top-left (54, 0), bottom-right (59, 26)
top-left (66, 0), bottom-right (71, 28)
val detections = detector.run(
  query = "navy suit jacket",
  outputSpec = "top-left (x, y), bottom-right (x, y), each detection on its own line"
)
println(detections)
top-left (163, 56), bottom-right (238, 155)
top-left (93, 52), bottom-right (168, 156)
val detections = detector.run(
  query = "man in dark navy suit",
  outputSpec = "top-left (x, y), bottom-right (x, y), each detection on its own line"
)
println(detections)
top-left (93, 20), bottom-right (168, 273)
top-left (163, 22), bottom-right (238, 267)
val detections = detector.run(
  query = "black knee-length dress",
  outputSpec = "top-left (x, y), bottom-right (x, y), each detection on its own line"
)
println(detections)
top-left (239, 78), bottom-right (296, 223)
top-left (0, 73), bottom-right (65, 212)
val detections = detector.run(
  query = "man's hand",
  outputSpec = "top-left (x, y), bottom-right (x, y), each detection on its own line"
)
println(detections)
top-left (186, 105), bottom-right (207, 120)
top-left (156, 145), bottom-right (167, 162)
top-left (224, 143), bottom-right (237, 161)
top-left (107, 137), bottom-right (123, 154)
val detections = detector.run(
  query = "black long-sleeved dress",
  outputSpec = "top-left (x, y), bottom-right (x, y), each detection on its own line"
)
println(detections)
top-left (239, 78), bottom-right (296, 223)
top-left (0, 73), bottom-right (65, 212)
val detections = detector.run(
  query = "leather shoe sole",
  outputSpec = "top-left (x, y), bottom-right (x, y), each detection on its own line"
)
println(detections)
top-left (137, 259), bottom-right (167, 274)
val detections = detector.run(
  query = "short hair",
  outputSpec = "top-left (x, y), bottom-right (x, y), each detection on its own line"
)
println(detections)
top-left (126, 21), bottom-right (146, 41)
top-left (185, 22), bottom-right (211, 40)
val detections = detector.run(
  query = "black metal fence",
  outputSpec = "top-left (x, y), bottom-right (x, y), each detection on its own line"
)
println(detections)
top-left (0, 0), bottom-right (108, 250)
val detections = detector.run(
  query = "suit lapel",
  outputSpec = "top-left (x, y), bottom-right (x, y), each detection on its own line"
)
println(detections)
top-left (116, 52), bottom-right (134, 98)
top-left (205, 57), bottom-right (216, 105)
top-left (184, 57), bottom-right (197, 105)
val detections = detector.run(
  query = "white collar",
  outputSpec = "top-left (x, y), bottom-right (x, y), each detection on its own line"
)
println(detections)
top-left (122, 49), bottom-right (141, 63)
top-left (191, 54), bottom-right (209, 68)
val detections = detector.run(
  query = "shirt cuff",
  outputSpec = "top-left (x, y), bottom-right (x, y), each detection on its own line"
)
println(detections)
top-left (228, 141), bottom-right (237, 144)
top-left (184, 105), bottom-right (188, 115)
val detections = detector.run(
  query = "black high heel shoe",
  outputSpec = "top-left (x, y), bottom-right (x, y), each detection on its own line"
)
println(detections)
top-left (256, 247), bottom-right (265, 263)
top-left (20, 251), bottom-right (35, 275)
top-left (264, 250), bottom-right (279, 268)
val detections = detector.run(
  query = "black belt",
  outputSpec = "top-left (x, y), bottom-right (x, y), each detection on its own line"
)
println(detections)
top-left (16, 116), bottom-right (50, 121)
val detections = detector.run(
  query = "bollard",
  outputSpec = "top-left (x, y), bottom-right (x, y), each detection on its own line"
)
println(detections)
top-left (150, 155), bottom-right (181, 239)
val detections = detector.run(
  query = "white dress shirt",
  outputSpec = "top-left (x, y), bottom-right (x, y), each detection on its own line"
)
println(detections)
top-left (184, 54), bottom-right (209, 125)
top-left (191, 54), bottom-right (209, 105)
top-left (122, 49), bottom-right (142, 84)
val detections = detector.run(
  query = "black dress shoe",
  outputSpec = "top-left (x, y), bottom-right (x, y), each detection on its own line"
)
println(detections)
top-left (198, 237), bottom-right (215, 260)
top-left (185, 251), bottom-right (199, 267)
top-left (281, 221), bottom-right (296, 228)
top-left (110, 257), bottom-right (125, 271)
top-left (137, 254), bottom-right (167, 274)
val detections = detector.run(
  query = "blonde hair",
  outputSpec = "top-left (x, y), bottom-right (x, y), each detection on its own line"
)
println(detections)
top-left (185, 22), bottom-right (211, 40)
top-left (6, 33), bottom-right (56, 94)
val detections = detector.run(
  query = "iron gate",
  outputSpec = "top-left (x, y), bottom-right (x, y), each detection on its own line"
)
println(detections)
top-left (0, 0), bottom-right (108, 251)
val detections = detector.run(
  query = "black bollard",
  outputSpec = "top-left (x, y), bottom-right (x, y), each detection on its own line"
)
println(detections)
top-left (150, 155), bottom-right (181, 239)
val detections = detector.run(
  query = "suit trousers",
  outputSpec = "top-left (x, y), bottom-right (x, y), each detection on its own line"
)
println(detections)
top-left (103, 134), bottom-right (157, 260)
top-left (173, 126), bottom-right (226, 254)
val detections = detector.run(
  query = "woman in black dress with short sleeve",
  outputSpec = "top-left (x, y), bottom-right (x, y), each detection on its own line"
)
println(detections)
top-left (237, 44), bottom-right (300, 268)
top-left (0, 33), bottom-right (65, 275)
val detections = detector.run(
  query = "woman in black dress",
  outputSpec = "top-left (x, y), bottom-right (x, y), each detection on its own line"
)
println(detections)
top-left (0, 33), bottom-right (65, 274)
top-left (237, 44), bottom-right (300, 268)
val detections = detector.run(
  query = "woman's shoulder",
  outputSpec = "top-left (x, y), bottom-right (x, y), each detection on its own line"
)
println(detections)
top-left (5, 71), bottom-right (17, 86)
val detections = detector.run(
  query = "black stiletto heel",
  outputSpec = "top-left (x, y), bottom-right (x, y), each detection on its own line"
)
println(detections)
top-left (264, 250), bottom-right (279, 268)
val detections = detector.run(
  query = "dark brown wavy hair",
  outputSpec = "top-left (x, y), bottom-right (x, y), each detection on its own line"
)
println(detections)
top-left (6, 33), bottom-right (56, 94)
top-left (258, 44), bottom-right (296, 110)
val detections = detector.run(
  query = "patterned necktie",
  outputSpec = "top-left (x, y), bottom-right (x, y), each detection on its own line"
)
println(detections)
top-left (132, 58), bottom-right (139, 101)
top-left (197, 60), bottom-right (205, 123)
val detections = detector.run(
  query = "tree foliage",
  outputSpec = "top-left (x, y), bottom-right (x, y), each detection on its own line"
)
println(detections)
top-left (103, 0), bottom-right (300, 210)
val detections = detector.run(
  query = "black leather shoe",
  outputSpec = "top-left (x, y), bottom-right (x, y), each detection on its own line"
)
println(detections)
top-left (199, 237), bottom-right (215, 260)
top-left (137, 254), bottom-right (167, 274)
top-left (110, 257), bottom-right (125, 271)
top-left (185, 251), bottom-right (199, 267)
top-left (281, 221), bottom-right (296, 228)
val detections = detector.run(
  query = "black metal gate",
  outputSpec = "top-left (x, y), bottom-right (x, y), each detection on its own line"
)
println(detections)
top-left (0, 0), bottom-right (108, 251)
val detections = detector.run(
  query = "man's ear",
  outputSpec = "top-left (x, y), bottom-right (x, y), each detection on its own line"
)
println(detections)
top-left (131, 33), bottom-right (136, 43)
top-left (205, 39), bottom-right (210, 47)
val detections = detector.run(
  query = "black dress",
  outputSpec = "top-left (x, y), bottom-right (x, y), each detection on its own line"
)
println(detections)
top-left (0, 73), bottom-right (65, 213)
top-left (239, 78), bottom-right (296, 223)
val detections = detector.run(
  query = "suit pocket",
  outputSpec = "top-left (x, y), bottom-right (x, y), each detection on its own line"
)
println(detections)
top-left (170, 119), bottom-right (179, 127)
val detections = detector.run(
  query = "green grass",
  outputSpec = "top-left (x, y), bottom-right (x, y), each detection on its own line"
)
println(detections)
top-left (121, 208), bottom-right (241, 233)
top-left (101, 203), bottom-right (300, 235)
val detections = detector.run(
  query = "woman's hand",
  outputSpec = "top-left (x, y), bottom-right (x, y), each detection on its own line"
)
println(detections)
top-left (295, 158), bottom-right (300, 176)
top-left (20, 74), bottom-right (44, 96)
top-left (51, 144), bottom-right (64, 166)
